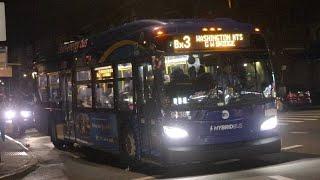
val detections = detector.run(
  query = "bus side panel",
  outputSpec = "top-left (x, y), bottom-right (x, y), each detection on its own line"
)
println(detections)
top-left (74, 112), bottom-right (119, 153)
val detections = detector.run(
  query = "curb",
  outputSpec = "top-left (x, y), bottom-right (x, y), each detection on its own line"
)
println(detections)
top-left (0, 135), bottom-right (38, 179)
top-left (0, 155), bottom-right (38, 180)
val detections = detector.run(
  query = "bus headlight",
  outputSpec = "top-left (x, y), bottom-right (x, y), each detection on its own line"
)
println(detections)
top-left (163, 126), bottom-right (189, 139)
top-left (5, 110), bottom-right (16, 119)
top-left (5, 119), bottom-right (13, 124)
top-left (260, 116), bottom-right (278, 131)
top-left (20, 110), bottom-right (32, 118)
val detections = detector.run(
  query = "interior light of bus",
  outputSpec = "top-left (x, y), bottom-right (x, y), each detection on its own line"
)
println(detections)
top-left (202, 27), bottom-right (208, 32)
top-left (243, 63), bottom-right (248, 67)
top-left (118, 64), bottom-right (132, 70)
top-left (165, 56), bottom-right (188, 65)
top-left (209, 27), bottom-right (216, 31)
top-left (217, 28), bottom-right (222, 31)
top-left (254, 28), bottom-right (260, 32)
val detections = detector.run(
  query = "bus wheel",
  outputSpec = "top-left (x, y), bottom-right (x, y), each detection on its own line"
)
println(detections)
top-left (122, 130), bottom-right (137, 159)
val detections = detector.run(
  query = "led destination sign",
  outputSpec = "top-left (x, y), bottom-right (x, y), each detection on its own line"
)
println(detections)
top-left (173, 33), bottom-right (247, 52)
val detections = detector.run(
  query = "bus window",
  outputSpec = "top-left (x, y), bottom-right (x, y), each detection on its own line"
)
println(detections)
top-left (96, 82), bottom-right (114, 108)
top-left (38, 74), bottom-right (48, 102)
top-left (117, 63), bottom-right (133, 110)
top-left (95, 66), bottom-right (113, 80)
top-left (77, 84), bottom-right (92, 108)
top-left (48, 72), bottom-right (60, 105)
top-left (95, 66), bottom-right (114, 109)
top-left (76, 69), bottom-right (92, 108)
top-left (77, 70), bottom-right (91, 81)
top-left (138, 64), bottom-right (154, 104)
top-left (117, 63), bottom-right (132, 78)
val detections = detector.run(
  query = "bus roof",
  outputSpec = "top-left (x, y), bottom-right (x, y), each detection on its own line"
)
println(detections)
top-left (104, 18), bottom-right (254, 35)
top-left (40, 18), bottom-right (259, 64)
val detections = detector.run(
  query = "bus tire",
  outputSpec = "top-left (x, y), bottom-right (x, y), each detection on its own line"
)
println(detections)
top-left (122, 128), bottom-right (137, 160)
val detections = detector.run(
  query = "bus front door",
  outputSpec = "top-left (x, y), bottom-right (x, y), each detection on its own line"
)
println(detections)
top-left (137, 63), bottom-right (160, 158)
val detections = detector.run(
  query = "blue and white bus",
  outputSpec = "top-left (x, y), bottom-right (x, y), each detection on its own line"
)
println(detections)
top-left (34, 18), bottom-right (280, 165)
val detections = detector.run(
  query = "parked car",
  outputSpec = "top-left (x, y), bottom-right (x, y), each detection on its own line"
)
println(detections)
top-left (277, 87), bottom-right (312, 111)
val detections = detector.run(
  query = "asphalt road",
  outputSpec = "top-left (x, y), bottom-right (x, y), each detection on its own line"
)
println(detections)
top-left (17, 109), bottom-right (320, 180)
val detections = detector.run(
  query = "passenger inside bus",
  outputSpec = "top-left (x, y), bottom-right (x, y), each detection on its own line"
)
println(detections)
top-left (162, 54), bottom-right (272, 107)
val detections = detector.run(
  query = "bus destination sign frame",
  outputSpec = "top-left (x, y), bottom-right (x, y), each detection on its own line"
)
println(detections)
top-left (172, 33), bottom-right (249, 53)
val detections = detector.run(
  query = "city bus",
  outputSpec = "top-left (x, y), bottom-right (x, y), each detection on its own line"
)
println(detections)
top-left (34, 18), bottom-right (281, 165)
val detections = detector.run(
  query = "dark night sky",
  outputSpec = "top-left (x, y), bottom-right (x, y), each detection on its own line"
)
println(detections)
top-left (3, 0), bottom-right (320, 49)
top-left (4, 0), bottom-right (231, 44)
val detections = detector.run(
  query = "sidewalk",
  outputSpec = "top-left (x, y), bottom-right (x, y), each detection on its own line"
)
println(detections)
top-left (0, 135), bottom-right (37, 179)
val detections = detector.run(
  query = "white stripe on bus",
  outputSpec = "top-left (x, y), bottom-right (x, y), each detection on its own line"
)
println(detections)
top-left (281, 145), bottom-right (303, 150)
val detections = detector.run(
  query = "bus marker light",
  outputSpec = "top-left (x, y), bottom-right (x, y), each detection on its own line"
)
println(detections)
top-left (209, 27), bottom-right (216, 31)
top-left (156, 30), bottom-right (164, 36)
top-left (202, 27), bottom-right (208, 32)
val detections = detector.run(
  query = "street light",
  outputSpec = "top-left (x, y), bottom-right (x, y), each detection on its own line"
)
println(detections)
top-left (23, 73), bottom-right (27, 78)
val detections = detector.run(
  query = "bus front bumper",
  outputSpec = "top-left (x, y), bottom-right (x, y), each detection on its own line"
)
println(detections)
top-left (163, 136), bottom-right (281, 164)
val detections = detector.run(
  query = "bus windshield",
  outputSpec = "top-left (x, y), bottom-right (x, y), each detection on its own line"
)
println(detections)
top-left (161, 53), bottom-right (273, 109)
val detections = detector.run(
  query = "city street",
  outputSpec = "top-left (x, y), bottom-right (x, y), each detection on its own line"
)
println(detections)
top-left (2, 1), bottom-right (320, 180)
top-left (17, 109), bottom-right (320, 180)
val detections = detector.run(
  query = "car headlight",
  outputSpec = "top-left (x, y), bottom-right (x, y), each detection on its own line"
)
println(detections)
top-left (260, 116), bottom-right (278, 131)
top-left (20, 110), bottom-right (32, 118)
top-left (5, 110), bottom-right (16, 119)
top-left (163, 126), bottom-right (189, 139)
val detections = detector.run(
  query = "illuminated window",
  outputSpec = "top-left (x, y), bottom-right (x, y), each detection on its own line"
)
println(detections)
top-left (118, 80), bottom-right (133, 110)
top-left (77, 84), bottom-right (92, 108)
top-left (138, 63), bottom-right (154, 103)
top-left (95, 66), bottom-right (113, 80)
top-left (96, 83), bottom-right (114, 108)
top-left (117, 63), bottom-right (133, 110)
top-left (94, 66), bottom-right (114, 109)
top-left (164, 55), bottom-right (191, 83)
top-left (117, 63), bottom-right (132, 78)
top-left (77, 70), bottom-right (91, 81)
top-left (38, 74), bottom-right (48, 102)
top-left (48, 72), bottom-right (60, 105)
